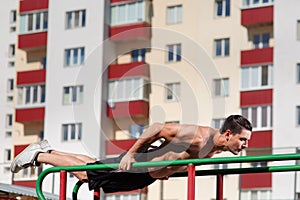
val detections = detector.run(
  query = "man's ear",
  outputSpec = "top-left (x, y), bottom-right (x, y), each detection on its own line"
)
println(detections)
top-left (224, 129), bottom-right (232, 141)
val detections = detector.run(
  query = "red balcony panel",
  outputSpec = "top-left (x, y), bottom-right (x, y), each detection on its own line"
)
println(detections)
top-left (240, 89), bottom-right (272, 106)
top-left (241, 47), bottom-right (273, 66)
top-left (13, 180), bottom-right (36, 188)
top-left (18, 32), bottom-right (47, 50)
top-left (241, 6), bottom-right (273, 27)
top-left (15, 107), bottom-right (45, 122)
top-left (109, 62), bottom-right (150, 79)
top-left (106, 139), bottom-right (137, 155)
top-left (241, 173), bottom-right (271, 189)
top-left (20, 0), bottom-right (48, 13)
top-left (110, 22), bottom-right (151, 41)
top-left (17, 69), bottom-right (46, 85)
top-left (107, 100), bottom-right (149, 118)
top-left (14, 144), bottom-right (30, 157)
top-left (248, 130), bottom-right (272, 148)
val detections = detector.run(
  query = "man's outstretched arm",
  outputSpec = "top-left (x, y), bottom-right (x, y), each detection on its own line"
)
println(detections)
top-left (119, 122), bottom-right (175, 171)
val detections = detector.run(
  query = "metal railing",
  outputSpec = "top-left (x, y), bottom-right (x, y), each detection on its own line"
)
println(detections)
top-left (36, 153), bottom-right (300, 200)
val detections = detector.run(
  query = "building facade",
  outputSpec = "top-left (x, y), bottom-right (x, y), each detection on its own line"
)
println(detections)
top-left (1, 0), bottom-right (300, 200)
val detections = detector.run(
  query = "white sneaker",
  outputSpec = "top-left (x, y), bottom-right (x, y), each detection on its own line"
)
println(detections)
top-left (38, 140), bottom-right (53, 153)
top-left (10, 143), bottom-right (43, 173)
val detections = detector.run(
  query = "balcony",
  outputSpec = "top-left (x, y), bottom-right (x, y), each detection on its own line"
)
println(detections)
top-left (106, 139), bottom-right (137, 156)
top-left (248, 130), bottom-right (272, 148)
top-left (241, 47), bottom-right (273, 66)
top-left (18, 32), bottom-right (47, 50)
top-left (17, 69), bottom-right (46, 85)
top-left (109, 62), bottom-right (150, 79)
top-left (241, 5), bottom-right (273, 27)
top-left (15, 107), bottom-right (45, 123)
top-left (240, 89), bottom-right (272, 106)
top-left (107, 100), bottom-right (149, 118)
top-left (241, 173), bottom-right (271, 189)
top-left (20, 0), bottom-right (48, 13)
top-left (110, 22), bottom-right (151, 41)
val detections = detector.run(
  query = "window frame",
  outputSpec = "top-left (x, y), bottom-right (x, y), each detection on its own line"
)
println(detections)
top-left (166, 43), bottom-right (182, 62)
top-left (213, 78), bottom-right (229, 97)
top-left (64, 47), bottom-right (85, 67)
top-left (241, 64), bottom-right (273, 91)
top-left (165, 82), bottom-right (180, 102)
top-left (66, 9), bottom-right (86, 29)
top-left (214, 38), bottom-right (230, 57)
top-left (63, 85), bottom-right (84, 105)
top-left (166, 5), bottom-right (183, 24)
top-left (215, 0), bottom-right (230, 17)
top-left (62, 123), bottom-right (82, 142)
top-left (241, 105), bottom-right (272, 130)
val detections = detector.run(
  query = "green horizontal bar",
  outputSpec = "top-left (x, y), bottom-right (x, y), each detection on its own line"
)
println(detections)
top-left (36, 153), bottom-right (300, 200)
top-left (171, 164), bottom-right (300, 177)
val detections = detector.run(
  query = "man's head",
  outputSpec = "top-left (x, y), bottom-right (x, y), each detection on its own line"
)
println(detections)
top-left (220, 115), bottom-right (252, 155)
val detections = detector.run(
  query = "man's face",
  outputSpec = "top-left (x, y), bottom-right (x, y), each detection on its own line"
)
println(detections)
top-left (227, 129), bottom-right (252, 155)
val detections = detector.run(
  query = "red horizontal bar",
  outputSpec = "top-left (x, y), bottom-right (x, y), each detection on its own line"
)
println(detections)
top-left (109, 62), bottom-right (150, 79)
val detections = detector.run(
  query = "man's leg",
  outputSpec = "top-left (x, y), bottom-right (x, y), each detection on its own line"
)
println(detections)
top-left (36, 151), bottom-right (96, 181)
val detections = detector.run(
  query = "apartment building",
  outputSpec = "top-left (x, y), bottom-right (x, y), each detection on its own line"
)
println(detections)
top-left (1, 0), bottom-right (300, 199)
top-left (0, 0), bottom-right (18, 185)
top-left (147, 0), bottom-right (247, 199)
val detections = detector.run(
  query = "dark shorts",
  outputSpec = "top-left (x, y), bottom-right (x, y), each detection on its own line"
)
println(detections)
top-left (86, 152), bottom-right (157, 193)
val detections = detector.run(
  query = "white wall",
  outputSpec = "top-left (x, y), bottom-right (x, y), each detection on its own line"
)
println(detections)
top-left (0, 0), bottom-right (18, 184)
top-left (43, 0), bottom-right (110, 198)
top-left (273, 0), bottom-right (300, 198)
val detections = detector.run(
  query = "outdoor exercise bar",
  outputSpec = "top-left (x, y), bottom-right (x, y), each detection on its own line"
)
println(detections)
top-left (36, 153), bottom-right (300, 200)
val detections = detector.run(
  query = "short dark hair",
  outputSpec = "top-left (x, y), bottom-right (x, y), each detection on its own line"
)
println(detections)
top-left (220, 115), bottom-right (252, 134)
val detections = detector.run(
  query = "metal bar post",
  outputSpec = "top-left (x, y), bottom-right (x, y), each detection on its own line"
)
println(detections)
top-left (216, 174), bottom-right (223, 200)
top-left (94, 188), bottom-right (100, 200)
top-left (59, 170), bottom-right (67, 200)
top-left (188, 164), bottom-right (195, 200)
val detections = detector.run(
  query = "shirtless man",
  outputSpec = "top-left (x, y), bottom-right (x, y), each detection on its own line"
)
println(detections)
top-left (10, 114), bottom-right (252, 193)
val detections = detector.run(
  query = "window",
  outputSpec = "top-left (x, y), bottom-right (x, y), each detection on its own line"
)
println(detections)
top-left (64, 47), bottom-right (85, 66)
top-left (66, 10), bottom-right (86, 29)
top-left (167, 5), bottom-right (182, 24)
top-left (167, 43), bottom-right (181, 62)
top-left (242, 0), bottom-right (273, 7)
top-left (212, 118), bottom-right (225, 129)
top-left (105, 194), bottom-right (139, 200)
top-left (129, 124), bottom-right (145, 138)
top-left (214, 163), bottom-right (228, 169)
top-left (7, 79), bottom-right (14, 92)
top-left (214, 38), bottom-right (229, 57)
top-left (111, 1), bottom-right (145, 26)
top-left (62, 123), bottom-right (82, 141)
top-left (253, 33), bottom-right (270, 49)
top-left (165, 83), bottom-right (180, 101)
top-left (131, 48), bottom-right (146, 62)
top-left (297, 63), bottom-right (300, 83)
top-left (297, 106), bottom-right (300, 126)
top-left (8, 61), bottom-right (14, 68)
top-left (9, 44), bottom-right (15, 57)
top-left (5, 131), bottom-right (12, 138)
top-left (4, 149), bottom-right (12, 162)
top-left (241, 189), bottom-right (271, 200)
top-left (6, 114), bottom-right (13, 128)
top-left (241, 65), bottom-right (273, 90)
top-left (242, 106), bottom-right (272, 129)
top-left (17, 85), bottom-right (45, 106)
top-left (214, 78), bottom-right (229, 97)
top-left (215, 0), bottom-right (230, 17)
top-left (10, 10), bottom-right (17, 24)
top-left (108, 78), bottom-right (149, 102)
top-left (63, 85), bottom-right (84, 105)
top-left (19, 12), bottom-right (48, 34)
